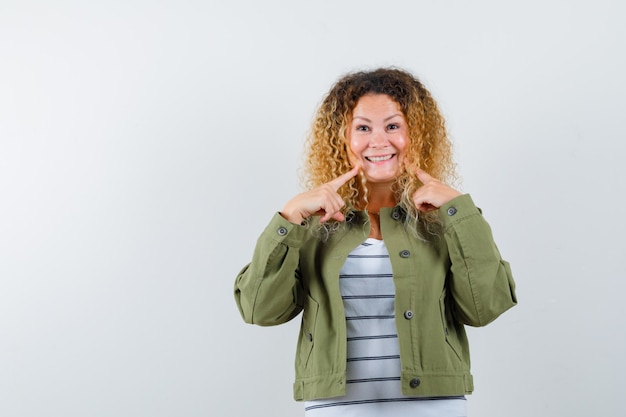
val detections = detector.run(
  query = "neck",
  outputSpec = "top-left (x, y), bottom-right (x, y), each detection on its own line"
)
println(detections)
top-left (362, 182), bottom-right (397, 213)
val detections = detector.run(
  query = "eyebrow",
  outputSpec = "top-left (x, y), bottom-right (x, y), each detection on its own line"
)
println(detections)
top-left (352, 114), bottom-right (403, 123)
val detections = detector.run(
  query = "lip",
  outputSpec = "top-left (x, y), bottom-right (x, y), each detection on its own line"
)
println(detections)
top-left (364, 154), bottom-right (396, 163)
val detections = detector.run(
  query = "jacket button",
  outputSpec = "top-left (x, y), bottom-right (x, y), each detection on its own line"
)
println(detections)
top-left (404, 310), bottom-right (414, 320)
top-left (277, 226), bottom-right (288, 236)
top-left (410, 377), bottom-right (421, 388)
top-left (399, 250), bottom-right (410, 258)
top-left (447, 207), bottom-right (457, 216)
top-left (391, 210), bottom-right (401, 220)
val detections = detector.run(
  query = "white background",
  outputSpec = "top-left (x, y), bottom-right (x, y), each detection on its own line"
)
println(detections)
top-left (1, 1), bottom-right (624, 416)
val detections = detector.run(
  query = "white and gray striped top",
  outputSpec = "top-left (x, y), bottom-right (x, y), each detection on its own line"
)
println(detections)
top-left (305, 238), bottom-right (467, 417)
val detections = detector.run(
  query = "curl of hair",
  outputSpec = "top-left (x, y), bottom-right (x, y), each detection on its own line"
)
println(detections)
top-left (302, 67), bottom-right (458, 238)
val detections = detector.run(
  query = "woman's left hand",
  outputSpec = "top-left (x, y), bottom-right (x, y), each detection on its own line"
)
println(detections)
top-left (412, 169), bottom-right (462, 212)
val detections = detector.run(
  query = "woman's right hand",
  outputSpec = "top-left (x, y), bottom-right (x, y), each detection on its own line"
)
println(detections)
top-left (280, 165), bottom-right (360, 224)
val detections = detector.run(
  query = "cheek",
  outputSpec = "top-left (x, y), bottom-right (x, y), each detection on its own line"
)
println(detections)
top-left (349, 138), bottom-right (366, 155)
top-left (397, 137), bottom-right (410, 156)
top-left (346, 142), bottom-right (359, 166)
top-left (349, 140), bottom-right (357, 154)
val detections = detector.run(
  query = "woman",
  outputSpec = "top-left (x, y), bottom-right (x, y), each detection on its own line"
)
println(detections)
top-left (234, 68), bottom-right (517, 416)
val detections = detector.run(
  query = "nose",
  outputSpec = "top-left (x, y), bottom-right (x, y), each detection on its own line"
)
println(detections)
top-left (369, 129), bottom-right (390, 147)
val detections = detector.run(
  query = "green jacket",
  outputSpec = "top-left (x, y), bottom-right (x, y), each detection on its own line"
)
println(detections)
top-left (234, 194), bottom-right (517, 401)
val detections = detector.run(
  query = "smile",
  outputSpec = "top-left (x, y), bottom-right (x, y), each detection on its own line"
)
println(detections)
top-left (365, 154), bottom-right (394, 162)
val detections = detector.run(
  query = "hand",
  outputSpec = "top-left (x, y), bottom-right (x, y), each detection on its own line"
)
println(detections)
top-left (412, 169), bottom-right (461, 212)
top-left (281, 165), bottom-right (360, 224)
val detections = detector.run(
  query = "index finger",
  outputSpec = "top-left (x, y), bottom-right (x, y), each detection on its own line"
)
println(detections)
top-left (328, 165), bottom-right (360, 190)
top-left (416, 168), bottom-right (434, 184)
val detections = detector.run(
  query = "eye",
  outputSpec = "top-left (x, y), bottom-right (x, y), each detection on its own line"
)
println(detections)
top-left (356, 125), bottom-right (370, 132)
top-left (387, 123), bottom-right (400, 131)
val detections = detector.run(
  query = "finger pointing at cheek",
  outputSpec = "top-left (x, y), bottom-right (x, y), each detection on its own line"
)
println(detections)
top-left (412, 169), bottom-right (461, 212)
top-left (281, 165), bottom-right (360, 224)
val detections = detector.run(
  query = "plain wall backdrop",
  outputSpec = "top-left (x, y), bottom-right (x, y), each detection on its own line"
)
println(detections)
top-left (1, 1), bottom-right (624, 416)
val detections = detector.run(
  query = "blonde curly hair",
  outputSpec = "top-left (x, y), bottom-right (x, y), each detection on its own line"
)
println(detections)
top-left (302, 67), bottom-right (457, 235)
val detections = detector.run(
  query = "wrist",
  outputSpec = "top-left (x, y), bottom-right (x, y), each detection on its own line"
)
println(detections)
top-left (279, 208), bottom-right (304, 225)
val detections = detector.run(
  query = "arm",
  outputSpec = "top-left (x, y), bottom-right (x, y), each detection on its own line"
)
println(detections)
top-left (236, 166), bottom-right (359, 326)
top-left (234, 213), bottom-right (310, 326)
top-left (439, 194), bottom-right (517, 327)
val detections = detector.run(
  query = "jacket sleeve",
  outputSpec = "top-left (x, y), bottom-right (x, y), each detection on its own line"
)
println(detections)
top-left (439, 194), bottom-right (517, 327)
top-left (234, 213), bottom-right (310, 326)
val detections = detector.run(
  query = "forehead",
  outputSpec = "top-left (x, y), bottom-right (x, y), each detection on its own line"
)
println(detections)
top-left (352, 94), bottom-right (404, 118)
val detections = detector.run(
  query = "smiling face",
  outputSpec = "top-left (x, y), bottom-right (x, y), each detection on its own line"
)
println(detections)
top-left (346, 94), bottom-right (409, 186)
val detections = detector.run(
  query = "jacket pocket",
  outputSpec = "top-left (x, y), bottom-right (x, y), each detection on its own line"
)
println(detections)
top-left (297, 294), bottom-right (319, 370)
top-left (439, 290), bottom-right (463, 362)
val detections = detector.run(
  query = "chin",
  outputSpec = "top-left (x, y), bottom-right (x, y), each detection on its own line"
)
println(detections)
top-left (363, 170), bottom-right (399, 183)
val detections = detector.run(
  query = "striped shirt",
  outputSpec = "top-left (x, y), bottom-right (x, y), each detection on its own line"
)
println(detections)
top-left (305, 238), bottom-right (467, 417)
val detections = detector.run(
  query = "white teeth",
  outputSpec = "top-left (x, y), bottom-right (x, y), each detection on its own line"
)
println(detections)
top-left (367, 155), bottom-right (393, 162)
